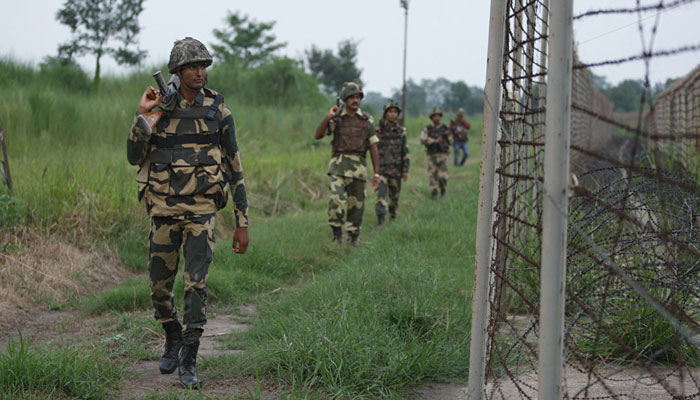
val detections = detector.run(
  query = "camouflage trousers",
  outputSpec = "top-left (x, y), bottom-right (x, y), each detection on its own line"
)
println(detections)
top-left (427, 153), bottom-right (449, 196)
top-left (375, 174), bottom-right (403, 218)
top-left (328, 174), bottom-right (366, 233)
top-left (149, 214), bottom-right (215, 330)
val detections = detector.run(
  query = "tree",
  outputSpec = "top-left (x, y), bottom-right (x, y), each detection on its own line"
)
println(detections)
top-left (602, 79), bottom-right (647, 112)
top-left (306, 39), bottom-right (363, 94)
top-left (56, 0), bottom-right (145, 86)
top-left (211, 11), bottom-right (287, 68)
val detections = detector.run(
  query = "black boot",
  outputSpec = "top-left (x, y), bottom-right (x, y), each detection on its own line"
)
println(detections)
top-left (332, 226), bottom-right (342, 243)
top-left (159, 319), bottom-right (183, 374)
top-left (348, 231), bottom-right (359, 245)
top-left (377, 214), bottom-right (385, 226)
top-left (179, 339), bottom-right (201, 389)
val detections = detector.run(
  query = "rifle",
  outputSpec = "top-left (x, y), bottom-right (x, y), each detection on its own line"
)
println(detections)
top-left (0, 124), bottom-right (12, 195)
top-left (328, 97), bottom-right (345, 133)
top-left (136, 71), bottom-right (181, 136)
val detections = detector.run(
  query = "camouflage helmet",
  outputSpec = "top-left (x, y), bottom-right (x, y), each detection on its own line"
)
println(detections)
top-left (383, 99), bottom-right (402, 115)
top-left (339, 81), bottom-right (364, 101)
top-left (168, 37), bottom-right (213, 74)
top-left (429, 107), bottom-right (443, 118)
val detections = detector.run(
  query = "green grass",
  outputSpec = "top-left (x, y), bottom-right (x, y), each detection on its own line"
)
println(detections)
top-left (0, 57), bottom-right (483, 398)
top-left (0, 334), bottom-right (124, 399)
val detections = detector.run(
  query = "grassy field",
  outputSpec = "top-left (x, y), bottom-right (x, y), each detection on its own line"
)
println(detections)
top-left (0, 58), bottom-right (482, 398)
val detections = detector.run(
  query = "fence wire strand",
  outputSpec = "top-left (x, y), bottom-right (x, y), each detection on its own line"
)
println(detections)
top-left (482, 0), bottom-right (700, 398)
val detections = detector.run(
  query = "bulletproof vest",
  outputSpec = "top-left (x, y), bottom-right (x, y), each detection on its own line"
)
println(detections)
top-left (143, 89), bottom-right (228, 214)
top-left (377, 120), bottom-right (404, 171)
top-left (331, 113), bottom-right (370, 156)
top-left (427, 124), bottom-right (449, 154)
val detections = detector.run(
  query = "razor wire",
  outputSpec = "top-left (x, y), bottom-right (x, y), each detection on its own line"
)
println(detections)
top-left (481, 0), bottom-right (700, 399)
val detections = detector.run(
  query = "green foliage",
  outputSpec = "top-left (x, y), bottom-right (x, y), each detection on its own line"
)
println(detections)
top-left (228, 177), bottom-right (478, 398)
top-left (210, 58), bottom-right (328, 108)
top-left (55, 0), bottom-right (145, 85)
top-left (38, 56), bottom-right (91, 93)
top-left (82, 277), bottom-right (151, 316)
top-left (211, 11), bottom-right (287, 68)
top-left (0, 194), bottom-right (27, 227)
top-left (0, 334), bottom-right (122, 399)
top-left (306, 39), bottom-right (363, 94)
top-left (392, 78), bottom-right (484, 117)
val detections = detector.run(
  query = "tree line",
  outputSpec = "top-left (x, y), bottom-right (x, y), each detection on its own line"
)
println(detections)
top-left (49, 0), bottom-right (483, 117)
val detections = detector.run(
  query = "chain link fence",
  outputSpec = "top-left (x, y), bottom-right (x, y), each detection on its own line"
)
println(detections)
top-left (475, 0), bottom-right (700, 398)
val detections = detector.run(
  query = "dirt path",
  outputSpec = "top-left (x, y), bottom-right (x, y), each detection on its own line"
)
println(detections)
top-left (118, 305), bottom-right (259, 399)
top-left (410, 366), bottom-right (700, 400)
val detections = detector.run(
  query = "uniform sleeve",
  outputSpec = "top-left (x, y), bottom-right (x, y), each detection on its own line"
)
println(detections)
top-left (420, 126), bottom-right (434, 146)
top-left (126, 115), bottom-right (151, 166)
top-left (366, 118), bottom-right (379, 145)
top-left (402, 127), bottom-right (410, 173)
top-left (219, 106), bottom-right (249, 228)
top-left (446, 125), bottom-right (454, 145)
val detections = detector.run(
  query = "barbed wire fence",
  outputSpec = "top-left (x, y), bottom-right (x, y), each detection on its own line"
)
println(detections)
top-left (469, 0), bottom-right (700, 399)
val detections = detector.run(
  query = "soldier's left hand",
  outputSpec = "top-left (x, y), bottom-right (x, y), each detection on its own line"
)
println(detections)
top-left (402, 173), bottom-right (408, 182)
top-left (373, 176), bottom-right (380, 191)
top-left (232, 227), bottom-right (249, 254)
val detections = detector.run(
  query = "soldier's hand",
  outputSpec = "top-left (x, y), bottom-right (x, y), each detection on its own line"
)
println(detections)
top-left (232, 227), bottom-right (249, 254)
top-left (137, 86), bottom-right (162, 115)
top-left (373, 175), bottom-right (380, 191)
top-left (402, 173), bottom-right (408, 182)
top-left (435, 136), bottom-right (443, 143)
top-left (328, 105), bottom-right (340, 119)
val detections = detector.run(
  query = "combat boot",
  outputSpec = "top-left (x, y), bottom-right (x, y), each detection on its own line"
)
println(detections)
top-left (159, 319), bottom-right (183, 374)
top-left (348, 231), bottom-right (359, 246)
top-left (332, 226), bottom-right (342, 244)
top-left (377, 214), bottom-right (385, 226)
top-left (431, 190), bottom-right (438, 199)
top-left (179, 335), bottom-right (202, 389)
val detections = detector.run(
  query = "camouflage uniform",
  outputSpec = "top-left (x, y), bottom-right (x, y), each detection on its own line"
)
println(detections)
top-left (420, 108), bottom-right (452, 198)
top-left (127, 78), bottom-right (248, 334)
top-left (375, 107), bottom-right (410, 221)
top-left (325, 106), bottom-right (378, 236)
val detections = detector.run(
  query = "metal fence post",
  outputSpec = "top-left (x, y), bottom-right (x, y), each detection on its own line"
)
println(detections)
top-left (467, 0), bottom-right (506, 398)
top-left (0, 124), bottom-right (12, 195)
top-left (538, 0), bottom-right (573, 398)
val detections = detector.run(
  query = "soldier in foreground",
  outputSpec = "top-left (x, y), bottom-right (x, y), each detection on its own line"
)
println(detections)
top-left (314, 82), bottom-right (380, 244)
top-left (450, 108), bottom-right (471, 166)
top-left (420, 107), bottom-right (452, 198)
top-left (126, 37), bottom-right (249, 389)
top-left (375, 100), bottom-right (410, 225)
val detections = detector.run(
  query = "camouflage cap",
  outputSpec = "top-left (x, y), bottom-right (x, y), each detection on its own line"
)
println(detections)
top-left (456, 108), bottom-right (466, 117)
top-left (168, 37), bottom-right (213, 74)
top-left (339, 81), bottom-right (364, 101)
top-left (383, 99), bottom-right (402, 114)
top-left (429, 107), bottom-right (443, 118)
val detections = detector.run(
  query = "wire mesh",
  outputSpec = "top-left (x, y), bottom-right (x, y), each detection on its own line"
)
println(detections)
top-left (482, 0), bottom-right (700, 398)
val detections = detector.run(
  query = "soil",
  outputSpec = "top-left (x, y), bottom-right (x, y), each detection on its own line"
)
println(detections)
top-left (119, 305), bottom-right (261, 400)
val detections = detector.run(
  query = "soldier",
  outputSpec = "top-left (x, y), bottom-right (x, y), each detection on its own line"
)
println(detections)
top-left (450, 108), bottom-right (471, 166)
top-left (126, 37), bottom-right (249, 389)
top-left (314, 81), bottom-right (380, 244)
top-left (420, 107), bottom-right (452, 198)
top-left (375, 99), bottom-right (410, 225)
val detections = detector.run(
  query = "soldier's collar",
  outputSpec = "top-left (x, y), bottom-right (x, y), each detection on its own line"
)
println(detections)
top-left (176, 89), bottom-right (206, 107)
top-left (340, 107), bottom-right (364, 117)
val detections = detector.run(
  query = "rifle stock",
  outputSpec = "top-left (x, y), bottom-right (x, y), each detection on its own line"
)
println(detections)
top-left (137, 110), bottom-right (163, 136)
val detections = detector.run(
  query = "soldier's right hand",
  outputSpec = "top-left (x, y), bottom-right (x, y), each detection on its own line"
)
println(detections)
top-left (327, 105), bottom-right (340, 119)
top-left (137, 86), bottom-right (162, 115)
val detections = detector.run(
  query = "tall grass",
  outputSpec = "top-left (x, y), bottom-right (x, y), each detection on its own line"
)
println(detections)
top-left (0, 334), bottom-right (123, 399)
top-left (1, 57), bottom-right (483, 397)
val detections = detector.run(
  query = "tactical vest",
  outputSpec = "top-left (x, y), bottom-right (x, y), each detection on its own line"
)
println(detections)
top-left (141, 89), bottom-right (228, 216)
top-left (377, 120), bottom-right (404, 174)
top-left (331, 113), bottom-right (370, 156)
top-left (426, 124), bottom-right (449, 154)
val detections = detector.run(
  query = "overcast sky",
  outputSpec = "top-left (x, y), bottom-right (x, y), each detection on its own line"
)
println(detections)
top-left (1, 0), bottom-right (698, 96)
